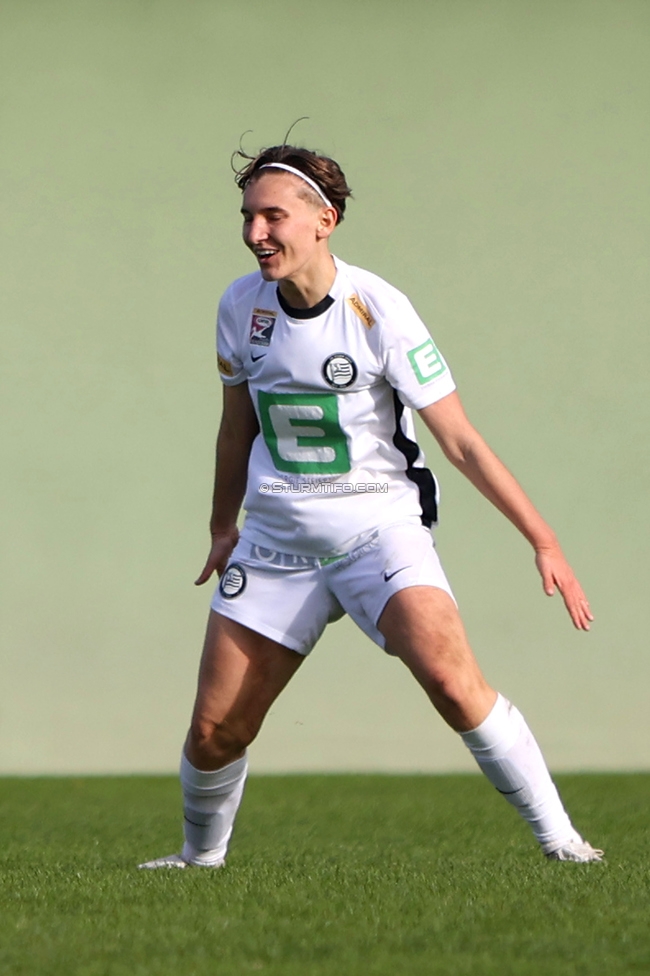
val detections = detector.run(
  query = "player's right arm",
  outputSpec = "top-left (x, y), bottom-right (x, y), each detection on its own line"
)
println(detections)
top-left (195, 381), bottom-right (259, 585)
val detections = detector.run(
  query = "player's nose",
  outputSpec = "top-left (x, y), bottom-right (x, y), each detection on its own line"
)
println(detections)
top-left (244, 216), bottom-right (268, 246)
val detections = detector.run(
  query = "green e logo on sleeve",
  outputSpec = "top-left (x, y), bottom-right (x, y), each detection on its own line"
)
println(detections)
top-left (258, 392), bottom-right (351, 474)
top-left (407, 338), bottom-right (446, 384)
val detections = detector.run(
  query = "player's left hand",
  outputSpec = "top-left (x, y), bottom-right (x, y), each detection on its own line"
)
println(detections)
top-left (534, 547), bottom-right (594, 630)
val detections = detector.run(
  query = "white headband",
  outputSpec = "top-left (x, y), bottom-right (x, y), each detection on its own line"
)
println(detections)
top-left (259, 162), bottom-right (334, 209)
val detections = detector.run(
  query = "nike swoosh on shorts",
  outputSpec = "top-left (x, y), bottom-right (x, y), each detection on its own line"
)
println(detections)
top-left (383, 567), bottom-right (408, 582)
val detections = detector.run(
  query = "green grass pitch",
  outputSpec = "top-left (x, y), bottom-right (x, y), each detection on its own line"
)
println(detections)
top-left (1, 774), bottom-right (649, 975)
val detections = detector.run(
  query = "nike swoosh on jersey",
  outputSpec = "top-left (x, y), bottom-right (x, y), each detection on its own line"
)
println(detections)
top-left (383, 567), bottom-right (408, 582)
top-left (251, 353), bottom-right (266, 362)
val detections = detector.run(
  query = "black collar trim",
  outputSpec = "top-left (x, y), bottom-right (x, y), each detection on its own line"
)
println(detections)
top-left (276, 288), bottom-right (335, 320)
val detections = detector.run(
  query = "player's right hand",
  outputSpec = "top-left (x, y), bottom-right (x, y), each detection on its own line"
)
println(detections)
top-left (194, 527), bottom-right (240, 585)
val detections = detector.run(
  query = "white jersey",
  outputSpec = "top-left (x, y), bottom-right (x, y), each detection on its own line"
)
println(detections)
top-left (216, 256), bottom-right (456, 556)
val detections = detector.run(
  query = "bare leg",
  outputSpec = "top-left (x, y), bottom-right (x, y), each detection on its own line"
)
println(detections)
top-left (378, 586), bottom-right (586, 856)
top-left (378, 585), bottom-right (496, 731)
top-left (186, 610), bottom-right (305, 769)
top-left (139, 610), bottom-right (304, 868)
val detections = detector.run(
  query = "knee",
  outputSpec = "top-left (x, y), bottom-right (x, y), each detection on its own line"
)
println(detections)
top-left (416, 658), bottom-right (495, 732)
top-left (424, 668), bottom-right (470, 708)
top-left (188, 713), bottom-right (258, 766)
top-left (419, 657), bottom-right (489, 711)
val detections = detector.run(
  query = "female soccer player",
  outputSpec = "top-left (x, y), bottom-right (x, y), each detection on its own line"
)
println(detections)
top-left (140, 143), bottom-right (602, 868)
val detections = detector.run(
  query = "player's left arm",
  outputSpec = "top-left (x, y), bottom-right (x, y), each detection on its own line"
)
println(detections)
top-left (418, 391), bottom-right (594, 631)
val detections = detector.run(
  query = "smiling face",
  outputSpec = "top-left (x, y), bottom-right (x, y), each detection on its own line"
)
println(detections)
top-left (241, 172), bottom-right (337, 289)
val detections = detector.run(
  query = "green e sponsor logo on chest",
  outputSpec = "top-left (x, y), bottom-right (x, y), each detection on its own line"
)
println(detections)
top-left (258, 392), bottom-right (351, 474)
top-left (407, 338), bottom-right (446, 385)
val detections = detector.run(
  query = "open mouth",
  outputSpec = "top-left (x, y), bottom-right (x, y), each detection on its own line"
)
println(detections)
top-left (254, 248), bottom-right (279, 262)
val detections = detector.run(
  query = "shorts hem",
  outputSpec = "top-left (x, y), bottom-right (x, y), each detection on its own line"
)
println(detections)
top-left (373, 580), bottom-right (457, 629)
top-left (211, 603), bottom-right (311, 656)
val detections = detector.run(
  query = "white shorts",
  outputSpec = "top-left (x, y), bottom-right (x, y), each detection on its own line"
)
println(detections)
top-left (210, 521), bottom-right (455, 656)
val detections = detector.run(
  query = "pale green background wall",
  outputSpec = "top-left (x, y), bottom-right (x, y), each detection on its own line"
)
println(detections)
top-left (1, 0), bottom-right (648, 774)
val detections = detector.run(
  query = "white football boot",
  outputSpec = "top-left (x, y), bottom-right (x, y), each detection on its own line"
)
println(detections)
top-left (138, 853), bottom-right (225, 869)
top-left (545, 834), bottom-right (604, 862)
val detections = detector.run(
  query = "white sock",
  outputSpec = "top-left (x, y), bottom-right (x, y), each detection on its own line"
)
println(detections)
top-left (460, 694), bottom-right (576, 853)
top-left (180, 752), bottom-right (248, 866)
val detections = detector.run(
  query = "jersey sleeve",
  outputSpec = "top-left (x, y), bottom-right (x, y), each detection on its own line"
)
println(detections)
top-left (380, 292), bottom-right (456, 409)
top-left (216, 288), bottom-right (247, 385)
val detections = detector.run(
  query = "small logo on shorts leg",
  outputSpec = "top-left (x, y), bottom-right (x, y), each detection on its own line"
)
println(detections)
top-left (322, 353), bottom-right (357, 388)
top-left (383, 567), bottom-right (408, 582)
top-left (219, 563), bottom-right (247, 599)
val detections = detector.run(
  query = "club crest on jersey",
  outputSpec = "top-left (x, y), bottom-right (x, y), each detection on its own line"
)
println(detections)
top-left (219, 563), bottom-right (247, 599)
top-left (250, 308), bottom-right (277, 346)
top-left (322, 353), bottom-right (358, 389)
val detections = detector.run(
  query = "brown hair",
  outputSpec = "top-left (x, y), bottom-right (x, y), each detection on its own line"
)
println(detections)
top-left (233, 143), bottom-right (353, 224)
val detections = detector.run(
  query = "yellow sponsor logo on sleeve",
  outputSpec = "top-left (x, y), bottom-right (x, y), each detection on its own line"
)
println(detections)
top-left (346, 294), bottom-right (375, 329)
top-left (217, 353), bottom-right (234, 377)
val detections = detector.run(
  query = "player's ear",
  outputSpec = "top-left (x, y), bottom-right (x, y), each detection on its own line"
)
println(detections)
top-left (316, 206), bottom-right (338, 240)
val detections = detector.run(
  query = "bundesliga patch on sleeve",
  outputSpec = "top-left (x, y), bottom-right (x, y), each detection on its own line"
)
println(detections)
top-left (250, 308), bottom-right (277, 346)
top-left (217, 353), bottom-right (234, 376)
top-left (407, 338), bottom-right (447, 384)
